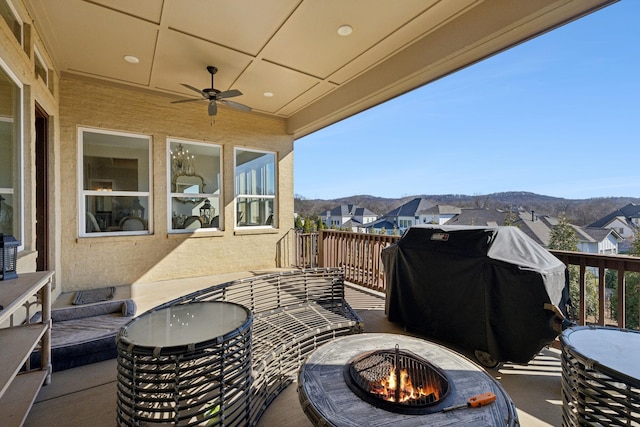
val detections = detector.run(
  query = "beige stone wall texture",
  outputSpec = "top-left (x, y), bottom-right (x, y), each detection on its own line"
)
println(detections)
top-left (58, 75), bottom-right (294, 291)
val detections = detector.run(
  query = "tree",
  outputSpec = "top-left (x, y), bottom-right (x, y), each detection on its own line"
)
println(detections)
top-left (503, 209), bottom-right (520, 227)
top-left (548, 215), bottom-right (578, 251)
top-left (632, 235), bottom-right (640, 257)
top-left (298, 215), bottom-right (320, 233)
top-left (548, 216), bottom-right (598, 321)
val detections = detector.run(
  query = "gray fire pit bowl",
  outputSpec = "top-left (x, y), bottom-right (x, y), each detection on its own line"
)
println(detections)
top-left (298, 333), bottom-right (518, 427)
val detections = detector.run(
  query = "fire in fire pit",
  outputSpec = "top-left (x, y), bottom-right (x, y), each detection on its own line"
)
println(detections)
top-left (343, 345), bottom-right (452, 414)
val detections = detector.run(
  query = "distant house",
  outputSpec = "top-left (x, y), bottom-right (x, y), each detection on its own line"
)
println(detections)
top-left (386, 198), bottom-right (436, 229)
top-left (445, 208), bottom-right (508, 228)
top-left (588, 203), bottom-right (640, 253)
top-left (362, 199), bottom-right (460, 235)
top-left (446, 209), bottom-right (557, 246)
top-left (419, 204), bottom-right (462, 225)
top-left (575, 227), bottom-right (622, 255)
top-left (363, 218), bottom-right (399, 235)
top-left (515, 211), bottom-right (557, 247)
top-left (321, 204), bottom-right (378, 232)
top-left (446, 209), bottom-right (622, 254)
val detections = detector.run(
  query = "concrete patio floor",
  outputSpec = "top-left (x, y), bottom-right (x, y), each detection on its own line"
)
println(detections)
top-left (25, 273), bottom-right (563, 426)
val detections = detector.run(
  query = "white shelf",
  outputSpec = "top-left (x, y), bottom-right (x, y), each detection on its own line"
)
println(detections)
top-left (0, 271), bottom-right (53, 427)
top-left (0, 271), bottom-right (53, 324)
top-left (0, 370), bottom-right (48, 427)
top-left (0, 324), bottom-right (47, 396)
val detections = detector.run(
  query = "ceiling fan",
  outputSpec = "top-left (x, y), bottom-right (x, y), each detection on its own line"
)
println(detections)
top-left (171, 66), bottom-right (251, 116)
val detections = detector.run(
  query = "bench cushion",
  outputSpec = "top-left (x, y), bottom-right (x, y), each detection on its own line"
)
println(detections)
top-left (32, 299), bottom-right (136, 372)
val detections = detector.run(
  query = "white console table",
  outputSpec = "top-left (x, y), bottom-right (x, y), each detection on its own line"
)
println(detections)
top-left (0, 271), bottom-right (54, 427)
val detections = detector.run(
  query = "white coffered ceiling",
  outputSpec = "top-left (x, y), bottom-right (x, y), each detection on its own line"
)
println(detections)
top-left (22, 0), bottom-right (616, 138)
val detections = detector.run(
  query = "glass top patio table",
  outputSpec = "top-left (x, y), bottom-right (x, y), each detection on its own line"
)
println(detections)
top-left (120, 301), bottom-right (249, 348)
top-left (116, 301), bottom-right (253, 426)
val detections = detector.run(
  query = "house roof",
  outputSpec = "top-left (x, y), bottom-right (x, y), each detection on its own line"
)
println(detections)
top-left (588, 203), bottom-right (640, 228)
top-left (324, 204), bottom-right (377, 218)
top-left (519, 213), bottom-right (556, 247)
top-left (444, 209), bottom-right (619, 248)
top-left (420, 205), bottom-right (462, 215)
top-left (22, 0), bottom-right (616, 139)
top-left (385, 198), bottom-right (436, 217)
top-left (342, 218), bottom-right (367, 229)
top-left (579, 227), bottom-right (623, 242)
top-left (444, 208), bottom-right (507, 227)
top-left (365, 218), bottom-right (397, 231)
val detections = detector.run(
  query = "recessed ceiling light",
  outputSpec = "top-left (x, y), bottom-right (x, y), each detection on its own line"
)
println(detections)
top-left (124, 55), bottom-right (139, 64)
top-left (337, 25), bottom-right (353, 37)
top-left (264, 92), bottom-right (274, 97)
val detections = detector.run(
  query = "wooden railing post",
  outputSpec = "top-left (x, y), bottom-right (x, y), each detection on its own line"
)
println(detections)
top-left (579, 258), bottom-right (586, 325)
top-left (617, 262), bottom-right (626, 328)
top-left (598, 261), bottom-right (605, 326)
top-left (318, 229), bottom-right (325, 268)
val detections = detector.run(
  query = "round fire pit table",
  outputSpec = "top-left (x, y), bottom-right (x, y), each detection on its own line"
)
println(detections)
top-left (116, 301), bottom-right (252, 426)
top-left (560, 326), bottom-right (640, 427)
top-left (298, 333), bottom-right (518, 426)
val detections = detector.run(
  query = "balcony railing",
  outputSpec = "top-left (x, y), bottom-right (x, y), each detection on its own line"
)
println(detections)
top-left (284, 229), bottom-right (640, 329)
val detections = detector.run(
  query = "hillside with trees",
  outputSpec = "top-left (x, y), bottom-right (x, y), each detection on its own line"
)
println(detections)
top-left (294, 192), bottom-right (640, 227)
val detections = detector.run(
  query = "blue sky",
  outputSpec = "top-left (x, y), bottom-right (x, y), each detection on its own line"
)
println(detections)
top-left (294, 1), bottom-right (639, 201)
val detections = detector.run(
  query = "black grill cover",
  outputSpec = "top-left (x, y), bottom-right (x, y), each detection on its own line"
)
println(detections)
top-left (382, 225), bottom-right (570, 364)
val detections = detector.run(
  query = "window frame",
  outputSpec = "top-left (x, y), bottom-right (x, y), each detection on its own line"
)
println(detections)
top-left (34, 46), bottom-right (49, 87)
top-left (0, 0), bottom-right (23, 46)
top-left (78, 127), bottom-right (152, 237)
top-left (0, 56), bottom-right (24, 250)
top-left (234, 147), bottom-right (277, 229)
top-left (167, 138), bottom-right (223, 233)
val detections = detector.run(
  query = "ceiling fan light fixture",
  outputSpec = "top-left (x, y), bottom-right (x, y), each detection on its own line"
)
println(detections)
top-left (337, 24), bottom-right (353, 37)
top-left (124, 55), bottom-right (139, 64)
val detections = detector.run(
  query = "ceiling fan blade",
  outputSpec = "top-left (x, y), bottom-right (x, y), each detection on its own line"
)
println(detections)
top-left (216, 89), bottom-right (242, 99)
top-left (208, 100), bottom-right (218, 116)
top-left (171, 98), bottom-right (204, 104)
top-left (180, 83), bottom-right (208, 98)
top-left (220, 99), bottom-right (252, 112)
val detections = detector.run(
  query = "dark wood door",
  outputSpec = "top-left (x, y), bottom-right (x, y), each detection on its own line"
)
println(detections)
top-left (35, 104), bottom-right (49, 271)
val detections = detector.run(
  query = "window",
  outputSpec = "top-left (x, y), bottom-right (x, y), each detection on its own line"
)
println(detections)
top-left (398, 219), bottom-right (412, 229)
top-left (235, 148), bottom-right (276, 227)
top-left (168, 140), bottom-right (221, 232)
top-left (0, 60), bottom-right (22, 245)
top-left (34, 47), bottom-right (50, 90)
top-left (79, 128), bottom-right (151, 236)
top-left (0, 0), bottom-right (23, 45)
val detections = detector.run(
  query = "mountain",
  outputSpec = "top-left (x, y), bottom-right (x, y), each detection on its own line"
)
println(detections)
top-left (294, 192), bottom-right (640, 226)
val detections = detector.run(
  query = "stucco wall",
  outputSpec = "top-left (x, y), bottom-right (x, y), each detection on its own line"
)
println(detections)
top-left (1, 5), bottom-right (63, 296)
top-left (59, 75), bottom-right (294, 291)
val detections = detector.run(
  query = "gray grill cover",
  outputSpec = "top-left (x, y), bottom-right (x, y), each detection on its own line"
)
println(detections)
top-left (382, 225), bottom-right (570, 363)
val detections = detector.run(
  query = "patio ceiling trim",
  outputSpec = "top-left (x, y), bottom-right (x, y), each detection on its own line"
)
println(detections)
top-left (287, 0), bottom-right (617, 140)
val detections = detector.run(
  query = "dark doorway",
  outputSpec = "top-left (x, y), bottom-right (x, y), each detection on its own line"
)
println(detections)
top-left (35, 104), bottom-right (49, 271)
